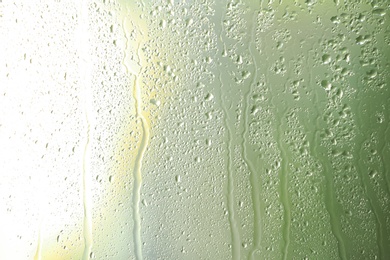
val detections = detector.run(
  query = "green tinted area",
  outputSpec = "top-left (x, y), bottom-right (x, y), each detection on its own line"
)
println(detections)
top-left (126, 1), bottom-right (390, 259)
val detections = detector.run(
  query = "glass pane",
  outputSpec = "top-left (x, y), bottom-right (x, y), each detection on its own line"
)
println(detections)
top-left (1, 0), bottom-right (389, 259)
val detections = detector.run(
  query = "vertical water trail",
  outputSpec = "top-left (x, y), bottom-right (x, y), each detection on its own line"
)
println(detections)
top-left (78, 1), bottom-right (93, 259)
top-left (379, 117), bottom-right (390, 257)
top-left (132, 42), bottom-right (149, 260)
top-left (355, 100), bottom-right (387, 259)
top-left (82, 120), bottom-right (92, 260)
top-left (218, 72), bottom-right (240, 260)
top-left (312, 124), bottom-right (347, 259)
top-left (306, 50), bottom-right (347, 260)
top-left (380, 119), bottom-right (390, 196)
top-left (122, 13), bottom-right (149, 259)
top-left (321, 160), bottom-right (347, 260)
top-left (214, 2), bottom-right (240, 258)
top-left (33, 220), bottom-right (42, 260)
top-left (356, 139), bottom-right (385, 259)
top-left (245, 10), bottom-right (263, 260)
top-left (274, 107), bottom-right (291, 260)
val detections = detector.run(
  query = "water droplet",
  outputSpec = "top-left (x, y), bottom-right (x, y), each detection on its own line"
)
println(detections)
top-left (321, 80), bottom-right (332, 91)
top-left (142, 199), bottom-right (148, 207)
top-left (322, 54), bottom-right (331, 64)
top-left (160, 20), bottom-right (167, 28)
top-left (185, 18), bottom-right (193, 27)
top-left (366, 69), bottom-right (377, 79)
top-left (150, 98), bottom-right (161, 106)
top-left (372, 9), bottom-right (386, 16)
top-left (368, 170), bottom-right (377, 178)
top-left (241, 71), bottom-right (251, 79)
top-left (205, 93), bottom-right (214, 101)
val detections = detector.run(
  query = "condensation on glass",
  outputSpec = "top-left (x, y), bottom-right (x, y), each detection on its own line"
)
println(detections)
top-left (0, 0), bottom-right (389, 259)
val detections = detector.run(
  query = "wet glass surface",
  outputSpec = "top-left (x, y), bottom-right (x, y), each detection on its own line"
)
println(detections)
top-left (0, 0), bottom-right (389, 259)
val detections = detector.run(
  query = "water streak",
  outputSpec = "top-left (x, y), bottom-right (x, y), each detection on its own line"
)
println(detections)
top-left (380, 119), bottom-right (390, 196)
top-left (246, 10), bottom-right (263, 260)
top-left (355, 101), bottom-right (386, 259)
top-left (79, 1), bottom-right (93, 258)
top-left (218, 72), bottom-right (240, 260)
top-left (356, 139), bottom-right (385, 259)
top-left (33, 221), bottom-right (42, 260)
top-left (215, 3), bottom-right (240, 258)
top-left (82, 121), bottom-right (92, 260)
top-left (274, 107), bottom-right (291, 260)
top-left (320, 156), bottom-right (347, 260)
top-left (132, 42), bottom-right (150, 260)
top-left (306, 51), bottom-right (347, 260)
